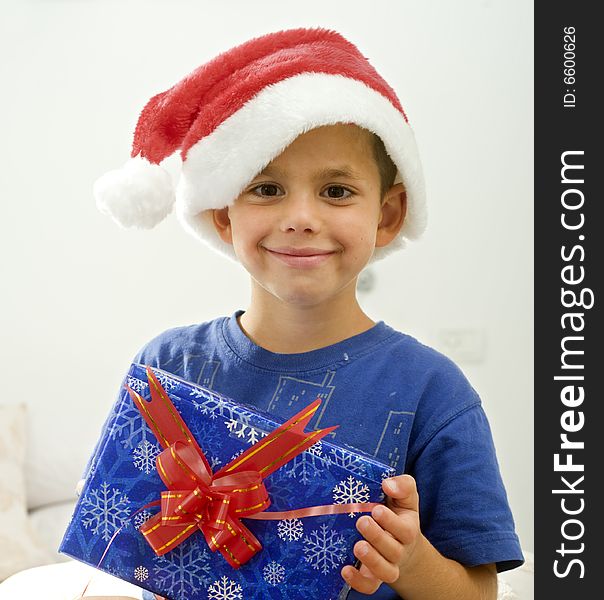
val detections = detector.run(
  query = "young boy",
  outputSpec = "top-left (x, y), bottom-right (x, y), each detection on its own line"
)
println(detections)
top-left (95, 28), bottom-right (523, 599)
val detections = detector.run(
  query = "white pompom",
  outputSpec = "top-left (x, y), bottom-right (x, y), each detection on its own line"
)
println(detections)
top-left (94, 156), bottom-right (175, 229)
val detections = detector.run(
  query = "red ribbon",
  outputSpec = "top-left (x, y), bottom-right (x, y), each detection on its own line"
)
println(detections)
top-left (125, 366), bottom-right (379, 568)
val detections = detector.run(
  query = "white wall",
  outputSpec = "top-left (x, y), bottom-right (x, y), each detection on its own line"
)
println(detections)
top-left (0, 0), bottom-right (533, 552)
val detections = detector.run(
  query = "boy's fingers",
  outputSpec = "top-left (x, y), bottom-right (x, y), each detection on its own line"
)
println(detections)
top-left (341, 564), bottom-right (381, 595)
top-left (383, 474), bottom-right (419, 513)
top-left (352, 539), bottom-right (400, 584)
top-left (356, 513), bottom-right (404, 563)
top-left (357, 506), bottom-right (419, 552)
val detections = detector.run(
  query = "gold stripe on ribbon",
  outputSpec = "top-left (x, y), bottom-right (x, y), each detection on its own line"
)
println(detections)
top-left (234, 501), bottom-right (268, 514)
top-left (141, 521), bottom-right (162, 536)
top-left (222, 545), bottom-right (241, 565)
top-left (232, 483), bottom-right (261, 494)
top-left (238, 531), bottom-right (257, 552)
top-left (259, 429), bottom-right (325, 475)
top-left (225, 404), bottom-right (319, 472)
top-left (223, 521), bottom-right (255, 552)
top-left (157, 455), bottom-right (173, 487)
top-left (170, 445), bottom-right (198, 483)
top-left (156, 523), bottom-right (197, 553)
top-left (209, 534), bottom-right (240, 565)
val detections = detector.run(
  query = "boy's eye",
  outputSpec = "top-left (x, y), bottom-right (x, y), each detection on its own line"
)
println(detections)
top-left (251, 183), bottom-right (283, 197)
top-left (322, 185), bottom-right (352, 199)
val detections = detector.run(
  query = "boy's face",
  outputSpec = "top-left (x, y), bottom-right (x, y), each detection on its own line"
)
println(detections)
top-left (212, 123), bottom-right (406, 309)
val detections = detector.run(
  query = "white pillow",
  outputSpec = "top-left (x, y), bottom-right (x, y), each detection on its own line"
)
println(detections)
top-left (0, 404), bottom-right (54, 581)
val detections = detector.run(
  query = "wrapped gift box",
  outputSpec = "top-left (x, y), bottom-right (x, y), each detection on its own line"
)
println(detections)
top-left (60, 363), bottom-right (395, 600)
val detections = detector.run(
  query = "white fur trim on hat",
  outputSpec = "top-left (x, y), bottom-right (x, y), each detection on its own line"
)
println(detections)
top-left (175, 72), bottom-right (426, 264)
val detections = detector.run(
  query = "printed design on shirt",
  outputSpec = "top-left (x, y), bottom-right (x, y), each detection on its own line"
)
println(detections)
top-left (268, 371), bottom-right (336, 430)
top-left (303, 523), bottom-right (347, 574)
top-left (155, 354), bottom-right (221, 388)
top-left (263, 561), bottom-right (286, 586)
top-left (373, 410), bottom-right (415, 469)
top-left (332, 475), bottom-right (370, 518)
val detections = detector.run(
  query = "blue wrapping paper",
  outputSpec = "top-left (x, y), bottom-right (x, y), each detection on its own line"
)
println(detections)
top-left (60, 363), bottom-right (395, 599)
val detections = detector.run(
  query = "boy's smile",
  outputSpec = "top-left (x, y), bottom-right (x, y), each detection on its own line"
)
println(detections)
top-left (263, 245), bottom-right (336, 269)
top-left (212, 123), bottom-right (406, 312)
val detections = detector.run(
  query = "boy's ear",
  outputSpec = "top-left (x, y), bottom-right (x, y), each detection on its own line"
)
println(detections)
top-left (375, 183), bottom-right (407, 248)
top-left (211, 207), bottom-right (233, 245)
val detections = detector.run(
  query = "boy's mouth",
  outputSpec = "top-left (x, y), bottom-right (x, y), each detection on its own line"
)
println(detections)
top-left (264, 246), bottom-right (336, 268)
top-left (267, 246), bottom-right (335, 256)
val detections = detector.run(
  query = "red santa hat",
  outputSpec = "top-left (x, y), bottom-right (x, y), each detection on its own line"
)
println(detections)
top-left (94, 27), bottom-right (426, 263)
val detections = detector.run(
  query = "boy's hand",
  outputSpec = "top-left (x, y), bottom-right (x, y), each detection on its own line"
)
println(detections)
top-left (341, 474), bottom-right (425, 595)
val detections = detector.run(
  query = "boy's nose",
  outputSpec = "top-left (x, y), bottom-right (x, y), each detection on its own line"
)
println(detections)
top-left (278, 192), bottom-right (322, 234)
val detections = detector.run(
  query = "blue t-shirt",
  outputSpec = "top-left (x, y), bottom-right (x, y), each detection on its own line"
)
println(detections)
top-left (138, 310), bottom-right (523, 600)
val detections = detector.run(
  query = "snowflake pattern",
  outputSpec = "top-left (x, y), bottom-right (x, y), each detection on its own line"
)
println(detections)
top-left (81, 482), bottom-right (130, 542)
top-left (327, 446), bottom-right (367, 476)
top-left (207, 575), bottom-right (243, 599)
top-left (134, 565), bottom-right (149, 582)
top-left (284, 443), bottom-right (330, 485)
top-left (190, 388), bottom-right (235, 419)
top-left (154, 542), bottom-right (212, 598)
top-left (133, 509), bottom-right (153, 530)
top-left (263, 561), bottom-right (285, 586)
top-left (225, 419), bottom-right (263, 444)
top-left (126, 376), bottom-right (148, 394)
top-left (152, 369), bottom-right (179, 391)
top-left (132, 439), bottom-right (161, 474)
top-left (277, 518), bottom-right (304, 542)
top-left (333, 475), bottom-right (370, 517)
top-left (229, 448), bottom-right (245, 462)
top-left (108, 394), bottom-right (152, 450)
top-left (303, 523), bottom-right (347, 574)
top-left (381, 467), bottom-right (397, 481)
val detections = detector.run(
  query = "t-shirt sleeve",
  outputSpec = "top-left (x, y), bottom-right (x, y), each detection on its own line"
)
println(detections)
top-left (407, 396), bottom-right (524, 573)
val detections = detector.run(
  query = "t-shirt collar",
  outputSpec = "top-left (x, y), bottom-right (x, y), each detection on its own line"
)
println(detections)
top-left (221, 309), bottom-right (394, 372)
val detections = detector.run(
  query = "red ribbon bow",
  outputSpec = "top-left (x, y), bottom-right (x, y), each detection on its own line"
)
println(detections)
top-left (125, 366), bottom-right (340, 568)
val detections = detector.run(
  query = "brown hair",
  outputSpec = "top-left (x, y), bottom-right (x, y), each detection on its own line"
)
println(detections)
top-left (370, 132), bottom-right (398, 201)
